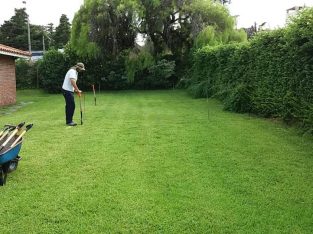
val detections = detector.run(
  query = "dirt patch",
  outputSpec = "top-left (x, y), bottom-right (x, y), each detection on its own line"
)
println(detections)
top-left (0, 102), bottom-right (33, 115)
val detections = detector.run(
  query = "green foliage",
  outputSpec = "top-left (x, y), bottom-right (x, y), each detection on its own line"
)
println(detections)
top-left (189, 8), bottom-right (313, 132)
top-left (125, 50), bottom-right (155, 83)
top-left (137, 0), bottom-right (240, 58)
top-left (102, 51), bottom-right (130, 90)
top-left (125, 50), bottom-right (175, 89)
top-left (38, 50), bottom-right (68, 93)
top-left (194, 26), bottom-right (220, 48)
top-left (134, 59), bottom-right (175, 89)
top-left (15, 59), bottom-right (39, 89)
top-left (0, 8), bottom-right (71, 51)
top-left (187, 0), bottom-right (235, 33)
top-left (71, 20), bottom-right (100, 58)
top-left (194, 26), bottom-right (247, 49)
top-left (224, 83), bottom-right (252, 113)
top-left (148, 59), bottom-right (175, 80)
top-left (44, 23), bottom-right (55, 49)
top-left (30, 24), bottom-right (46, 50)
top-left (67, 0), bottom-right (244, 90)
top-left (0, 8), bottom-right (28, 50)
top-left (71, 0), bottom-right (137, 58)
top-left (54, 14), bottom-right (71, 49)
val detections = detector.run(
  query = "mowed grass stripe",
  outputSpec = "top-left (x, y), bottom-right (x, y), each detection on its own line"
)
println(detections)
top-left (0, 90), bottom-right (312, 233)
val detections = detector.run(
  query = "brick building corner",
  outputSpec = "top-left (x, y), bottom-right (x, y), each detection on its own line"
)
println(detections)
top-left (0, 44), bottom-right (30, 106)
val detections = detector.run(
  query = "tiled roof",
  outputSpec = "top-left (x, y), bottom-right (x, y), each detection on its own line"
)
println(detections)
top-left (0, 44), bottom-right (31, 59)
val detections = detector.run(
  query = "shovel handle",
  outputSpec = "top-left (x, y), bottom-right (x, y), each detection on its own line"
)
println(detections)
top-left (10, 131), bottom-right (26, 148)
top-left (11, 124), bottom-right (33, 148)
top-left (1, 122), bottom-right (25, 147)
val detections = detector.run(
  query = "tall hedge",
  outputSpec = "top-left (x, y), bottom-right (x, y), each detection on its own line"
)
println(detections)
top-left (16, 59), bottom-right (39, 89)
top-left (189, 8), bottom-right (313, 133)
top-left (37, 50), bottom-right (69, 93)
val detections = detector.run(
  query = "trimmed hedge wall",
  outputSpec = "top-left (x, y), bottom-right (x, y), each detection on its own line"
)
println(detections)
top-left (189, 8), bottom-right (313, 133)
top-left (16, 59), bottom-right (39, 89)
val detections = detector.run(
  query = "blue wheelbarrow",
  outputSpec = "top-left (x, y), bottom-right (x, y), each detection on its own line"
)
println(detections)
top-left (0, 123), bottom-right (33, 186)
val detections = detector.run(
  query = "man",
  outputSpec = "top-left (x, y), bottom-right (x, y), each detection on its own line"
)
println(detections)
top-left (62, 62), bottom-right (85, 126)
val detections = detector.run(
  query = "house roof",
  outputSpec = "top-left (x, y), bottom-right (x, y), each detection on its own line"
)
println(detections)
top-left (0, 44), bottom-right (31, 59)
top-left (287, 6), bottom-right (304, 13)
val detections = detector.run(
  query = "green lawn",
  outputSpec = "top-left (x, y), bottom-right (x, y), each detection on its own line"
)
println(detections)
top-left (0, 89), bottom-right (312, 233)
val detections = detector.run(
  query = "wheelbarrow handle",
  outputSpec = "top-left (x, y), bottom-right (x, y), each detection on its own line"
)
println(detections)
top-left (0, 125), bottom-right (15, 138)
top-left (10, 124), bottom-right (33, 148)
top-left (0, 122), bottom-right (25, 151)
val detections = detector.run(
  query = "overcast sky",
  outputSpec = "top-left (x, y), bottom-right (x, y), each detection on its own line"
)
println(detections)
top-left (0, 0), bottom-right (313, 28)
top-left (229, 0), bottom-right (313, 28)
top-left (0, 0), bottom-right (84, 26)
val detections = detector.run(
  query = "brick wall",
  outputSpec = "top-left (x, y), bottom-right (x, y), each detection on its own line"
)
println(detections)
top-left (0, 55), bottom-right (16, 106)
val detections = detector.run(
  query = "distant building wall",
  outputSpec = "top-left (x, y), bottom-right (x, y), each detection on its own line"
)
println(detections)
top-left (0, 55), bottom-right (16, 106)
top-left (286, 6), bottom-right (305, 24)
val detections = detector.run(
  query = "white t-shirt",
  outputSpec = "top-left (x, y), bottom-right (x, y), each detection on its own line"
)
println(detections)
top-left (62, 68), bottom-right (78, 92)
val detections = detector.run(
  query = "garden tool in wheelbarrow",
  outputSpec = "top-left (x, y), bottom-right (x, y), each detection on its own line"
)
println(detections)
top-left (0, 123), bottom-right (33, 186)
top-left (0, 125), bottom-right (16, 141)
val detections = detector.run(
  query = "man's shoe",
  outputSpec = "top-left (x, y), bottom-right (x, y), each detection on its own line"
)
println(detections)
top-left (67, 122), bottom-right (77, 126)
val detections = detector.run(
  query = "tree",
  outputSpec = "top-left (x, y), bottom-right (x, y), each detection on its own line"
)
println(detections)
top-left (54, 14), bottom-right (71, 49)
top-left (69, 0), bottom-right (245, 87)
top-left (136, 0), bottom-right (242, 56)
top-left (0, 8), bottom-right (28, 50)
top-left (71, 0), bottom-right (137, 58)
top-left (0, 8), bottom-right (48, 51)
top-left (71, 0), bottom-right (241, 58)
top-left (30, 24), bottom-right (46, 50)
top-left (44, 23), bottom-right (55, 49)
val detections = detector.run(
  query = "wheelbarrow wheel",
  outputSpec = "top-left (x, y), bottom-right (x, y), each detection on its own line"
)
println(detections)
top-left (0, 168), bottom-right (7, 186)
top-left (7, 160), bottom-right (19, 173)
top-left (0, 169), bottom-right (3, 186)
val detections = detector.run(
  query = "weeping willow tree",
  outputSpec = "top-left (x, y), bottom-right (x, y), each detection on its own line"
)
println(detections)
top-left (71, 0), bottom-right (245, 57)
top-left (135, 0), bottom-right (246, 55)
top-left (70, 0), bottom-right (246, 85)
top-left (188, 0), bottom-right (246, 49)
top-left (71, 0), bottom-right (138, 58)
top-left (194, 25), bottom-right (247, 48)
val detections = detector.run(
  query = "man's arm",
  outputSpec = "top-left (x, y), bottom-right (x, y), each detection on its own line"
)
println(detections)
top-left (70, 79), bottom-right (82, 94)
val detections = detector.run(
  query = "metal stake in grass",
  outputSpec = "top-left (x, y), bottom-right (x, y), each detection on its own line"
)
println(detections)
top-left (92, 84), bottom-right (97, 106)
top-left (207, 78), bottom-right (210, 120)
top-left (78, 93), bottom-right (83, 125)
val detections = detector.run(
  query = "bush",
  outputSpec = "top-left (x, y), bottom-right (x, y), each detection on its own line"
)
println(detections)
top-left (134, 59), bottom-right (175, 89)
top-left (38, 50), bottom-right (68, 93)
top-left (189, 8), bottom-right (313, 133)
top-left (146, 59), bottom-right (175, 89)
top-left (224, 83), bottom-right (252, 113)
top-left (125, 50), bottom-right (155, 83)
top-left (16, 59), bottom-right (39, 89)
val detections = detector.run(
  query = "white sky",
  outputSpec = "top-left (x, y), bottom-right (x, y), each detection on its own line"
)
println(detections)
top-left (228, 0), bottom-right (313, 28)
top-left (0, 0), bottom-right (84, 26)
top-left (0, 0), bottom-right (313, 28)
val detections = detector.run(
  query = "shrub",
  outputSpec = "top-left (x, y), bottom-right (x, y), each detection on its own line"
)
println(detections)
top-left (16, 59), bottom-right (39, 89)
top-left (189, 8), bottom-right (313, 133)
top-left (125, 50), bottom-right (155, 83)
top-left (224, 83), bottom-right (252, 113)
top-left (38, 50), bottom-right (68, 93)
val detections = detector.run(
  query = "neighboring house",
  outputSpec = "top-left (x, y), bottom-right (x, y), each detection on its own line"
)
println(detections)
top-left (286, 6), bottom-right (305, 24)
top-left (0, 44), bottom-right (30, 106)
top-left (31, 51), bottom-right (44, 61)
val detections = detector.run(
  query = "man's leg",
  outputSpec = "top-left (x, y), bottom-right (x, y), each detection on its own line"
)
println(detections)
top-left (63, 91), bottom-right (75, 124)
